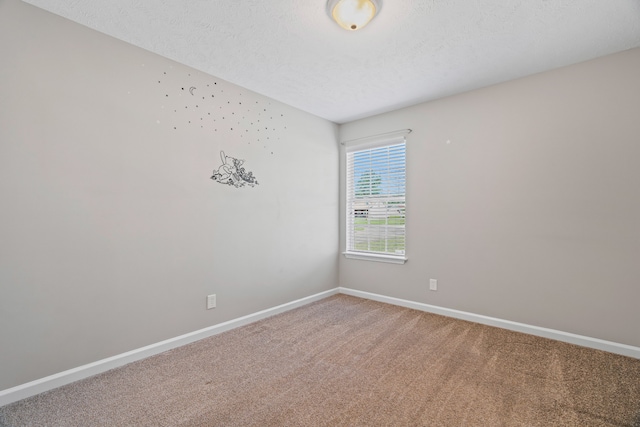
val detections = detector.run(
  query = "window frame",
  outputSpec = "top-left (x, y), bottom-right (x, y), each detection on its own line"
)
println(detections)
top-left (342, 129), bottom-right (410, 264)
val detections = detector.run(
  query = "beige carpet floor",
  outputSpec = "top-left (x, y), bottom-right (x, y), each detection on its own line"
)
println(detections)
top-left (1, 294), bottom-right (639, 426)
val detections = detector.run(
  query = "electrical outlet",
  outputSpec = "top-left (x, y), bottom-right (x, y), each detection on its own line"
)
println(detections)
top-left (429, 279), bottom-right (437, 291)
top-left (207, 294), bottom-right (216, 309)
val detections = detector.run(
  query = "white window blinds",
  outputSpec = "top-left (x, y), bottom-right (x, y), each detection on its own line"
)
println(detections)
top-left (346, 135), bottom-right (406, 260)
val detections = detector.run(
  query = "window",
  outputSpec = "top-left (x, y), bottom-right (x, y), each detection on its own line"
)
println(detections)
top-left (344, 131), bottom-right (407, 264)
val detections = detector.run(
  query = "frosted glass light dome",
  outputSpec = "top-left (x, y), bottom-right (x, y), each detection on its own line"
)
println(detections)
top-left (327, 0), bottom-right (381, 31)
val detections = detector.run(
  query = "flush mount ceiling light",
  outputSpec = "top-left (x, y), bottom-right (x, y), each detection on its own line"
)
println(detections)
top-left (327, 0), bottom-right (381, 31)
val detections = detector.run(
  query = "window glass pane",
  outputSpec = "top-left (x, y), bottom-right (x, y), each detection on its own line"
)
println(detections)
top-left (346, 142), bottom-right (406, 256)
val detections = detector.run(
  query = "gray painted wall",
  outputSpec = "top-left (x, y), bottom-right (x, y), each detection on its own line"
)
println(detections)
top-left (339, 48), bottom-right (640, 348)
top-left (0, 0), bottom-right (338, 391)
top-left (1, 0), bottom-right (639, 395)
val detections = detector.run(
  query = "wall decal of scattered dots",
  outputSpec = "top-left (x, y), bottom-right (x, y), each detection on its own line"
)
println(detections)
top-left (156, 68), bottom-right (287, 156)
top-left (210, 151), bottom-right (259, 188)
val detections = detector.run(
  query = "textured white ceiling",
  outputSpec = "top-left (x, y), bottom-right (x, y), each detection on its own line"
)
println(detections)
top-left (21, 0), bottom-right (640, 123)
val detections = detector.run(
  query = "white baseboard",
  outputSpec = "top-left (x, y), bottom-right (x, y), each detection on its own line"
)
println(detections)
top-left (4, 286), bottom-right (639, 407)
top-left (0, 288), bottom-right (340, 407)
top-left (339, 287), bottom-right (640, 360)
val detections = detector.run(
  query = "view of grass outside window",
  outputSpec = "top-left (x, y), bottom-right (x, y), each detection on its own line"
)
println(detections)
top-left (346, 141), bottom-right (406, 256)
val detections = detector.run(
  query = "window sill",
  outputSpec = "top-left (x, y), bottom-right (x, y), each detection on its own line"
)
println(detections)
top-left (343, 252), bottom-right (407, 264)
